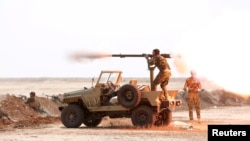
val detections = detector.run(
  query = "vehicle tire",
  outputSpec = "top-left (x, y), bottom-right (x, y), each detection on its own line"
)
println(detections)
top-left (61, 104), bottom-right (84, 128)
top-left (163, 108), bottom-right (172, 126)
top-left (117, 84), bottom-right (141, 108)
top-left (83, 114), bottom-right (102, 127)
top-left (155, 108), bottom-right (172, 126)
top-left (131, 105), bottom-right (154, 127)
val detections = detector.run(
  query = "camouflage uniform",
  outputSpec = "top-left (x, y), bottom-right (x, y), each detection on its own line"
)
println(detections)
top-left (148, 54), bottom-right (171, 98)
top-left (25, 92), bottom-right (41, 111)
top-left (184, 76), bottom-right (202, 121)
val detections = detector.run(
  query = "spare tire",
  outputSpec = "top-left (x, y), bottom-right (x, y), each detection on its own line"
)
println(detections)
top-left (117, 84), bottom-right (141, 108)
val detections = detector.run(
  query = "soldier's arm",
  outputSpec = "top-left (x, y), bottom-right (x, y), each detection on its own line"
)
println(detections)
top-left (25, 97), bottom-right (34, 103)
top-left (198, 80), bottom-right (204, 92)
top-left (198, 82), bottom-right (202, 89)
top-left (147, 56), bottom-right (155, 65)
top-left (25, 98), bottom-right (31, 103)
top-left (197, 79), bottom-right (202, 89)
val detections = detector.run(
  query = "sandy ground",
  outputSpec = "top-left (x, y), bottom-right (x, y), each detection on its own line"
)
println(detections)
top-left (0, 78), bottom-right (250, 141)
top-left (1, 106), bottom-right (250, 141)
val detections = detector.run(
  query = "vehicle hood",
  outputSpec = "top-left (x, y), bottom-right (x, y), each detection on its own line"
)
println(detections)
top-left (63, 88), bottom-right (94, 99)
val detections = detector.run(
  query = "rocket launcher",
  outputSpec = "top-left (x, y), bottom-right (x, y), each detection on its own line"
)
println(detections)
top-left (111, 53), bottom-right (171, 58)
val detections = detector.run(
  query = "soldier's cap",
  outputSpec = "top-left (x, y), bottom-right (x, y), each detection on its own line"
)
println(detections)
top-left (190, 70), bottom-right (196, 75)
top-left (153, 48), bottom-right (160, 54)
top-left (30, 91), bottom-right (36, 96)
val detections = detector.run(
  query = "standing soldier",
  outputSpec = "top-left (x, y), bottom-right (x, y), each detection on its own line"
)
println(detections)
top-left (183, 70), bottom-right (202, 123)
top-left (146, 48), bottom-right (171, 99)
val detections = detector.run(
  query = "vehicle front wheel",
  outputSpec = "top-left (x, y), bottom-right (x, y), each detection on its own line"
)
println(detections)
top-left (61, 104), bottom-right (84, 128)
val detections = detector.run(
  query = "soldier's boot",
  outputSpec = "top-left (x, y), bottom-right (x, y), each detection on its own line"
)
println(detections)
top-left (160, 92), bottom-right (166, 101)
top-left (198, 118), bottom-right (201, 123)
top-left (197, 114), bottom-right (201, 123)
top-left (156, 92), bottom-right (165, 114)
top-left (196, 104), bottom-right (201, 123)
top-left (157, 100), bottom-right (161, 113)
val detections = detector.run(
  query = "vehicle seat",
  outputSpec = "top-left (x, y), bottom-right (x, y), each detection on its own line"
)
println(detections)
top-left (137, 85), bottom-right (150, 92)
top-left (129, 79), bottom-right (137, 86)
top-left (129, 79), bottom-right (150, 92)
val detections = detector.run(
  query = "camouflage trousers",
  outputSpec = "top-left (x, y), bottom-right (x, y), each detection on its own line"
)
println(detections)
top-left (187, 92), bottom-right (201, 120)
top-left (152, 71), bottom-right (171, 98)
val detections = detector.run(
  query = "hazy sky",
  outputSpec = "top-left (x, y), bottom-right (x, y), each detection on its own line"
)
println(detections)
top-left (1, 0), bottom-right (250, 94)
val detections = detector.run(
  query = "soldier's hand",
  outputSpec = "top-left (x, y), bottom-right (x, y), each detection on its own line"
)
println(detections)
top-left (198, 89), bottom-right (205, 93)
top-left (183, 88), bottom-right (187, 92)
top-left (200, 89), bottom-right (205, 92)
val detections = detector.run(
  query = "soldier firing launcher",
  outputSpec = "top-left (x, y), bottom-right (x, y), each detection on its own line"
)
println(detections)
top-left (111, 53), bottom-right (171, 91)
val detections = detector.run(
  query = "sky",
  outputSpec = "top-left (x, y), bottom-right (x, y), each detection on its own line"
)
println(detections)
top-left (1, 0), bottom-right (250, 95)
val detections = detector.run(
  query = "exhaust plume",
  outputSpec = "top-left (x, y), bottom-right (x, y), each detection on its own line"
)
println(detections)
top-left (69, 50), bottom-right (111, 62)
top-left (171, 53), bottom-right (190, 74)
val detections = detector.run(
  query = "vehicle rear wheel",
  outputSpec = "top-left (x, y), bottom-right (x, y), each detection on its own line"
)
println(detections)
top-left (61, 104), bottom-right (84, 128)
top-left (131, 105), bottom-right (153, 127)
top-left (164, 109), bottom-right (172, 125)
top-left (155, 108), bottom-right (172, 126)
top-left (118, 84), bottom-right (141, 108)
top-left (83, 114), bottom-right (102, 127)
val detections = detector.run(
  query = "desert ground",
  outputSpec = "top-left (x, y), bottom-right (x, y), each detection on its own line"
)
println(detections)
top-left (0, 77), bottom-right (250, 141)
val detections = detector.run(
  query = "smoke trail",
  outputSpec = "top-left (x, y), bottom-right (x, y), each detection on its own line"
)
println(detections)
top-left (68, 50), bottom-right (112, 62)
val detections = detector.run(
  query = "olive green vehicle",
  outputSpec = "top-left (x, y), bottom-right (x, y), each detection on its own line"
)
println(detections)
top-left (59, 54), bottom-right (182, 128)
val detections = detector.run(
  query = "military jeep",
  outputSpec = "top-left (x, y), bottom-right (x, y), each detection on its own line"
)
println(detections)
top-left (59, 70), bottom-right (181, 128)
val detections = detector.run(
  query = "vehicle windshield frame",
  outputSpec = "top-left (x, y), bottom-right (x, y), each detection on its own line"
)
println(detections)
top-left (97, 71), bottom-right (122, 85)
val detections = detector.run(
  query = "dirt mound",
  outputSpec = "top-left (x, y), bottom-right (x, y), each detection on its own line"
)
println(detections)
top-left (176, 89), bottom-right (250, 111)
top-left (0, 94), bottom-right (64, 129)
